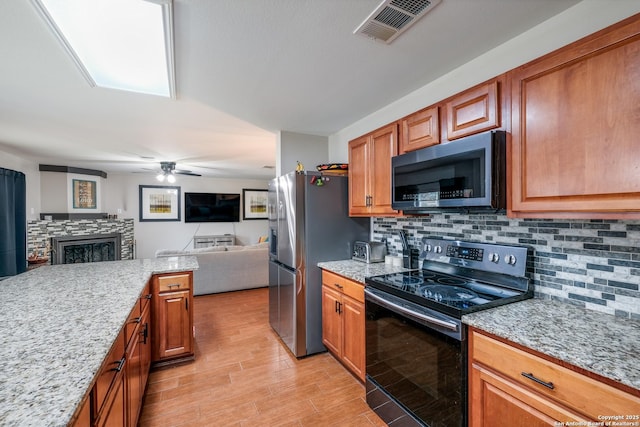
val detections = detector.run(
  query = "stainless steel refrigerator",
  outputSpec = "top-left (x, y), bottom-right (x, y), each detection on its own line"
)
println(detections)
top-left (268, 171), bottom-right (369, 357)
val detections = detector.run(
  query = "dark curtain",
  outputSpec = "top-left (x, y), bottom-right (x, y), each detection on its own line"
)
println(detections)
top-left (0, 167), bottom-right (27, 277)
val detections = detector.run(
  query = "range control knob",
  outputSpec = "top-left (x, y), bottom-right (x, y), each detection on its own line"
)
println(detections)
top-left (489, 253), bottom-right (500, 263)
top-left (434, 245), bottom-right (442, 254)
top-left (425, 244), bottom-right (432, 252)
top-left (505, 254), bottom-right (517, 265)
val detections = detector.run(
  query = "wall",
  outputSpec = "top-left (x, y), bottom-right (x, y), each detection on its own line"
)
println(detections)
top-left (105, 173), bottom-right (270, 259)
top-left (0, 148), bottom-right (40, 220)
top-left (327, 1), bottom-right (640, 159)
top-left (0, 148), bottom-right (271, 260)
top-left (277, 131), bottom-right (328, 176)
top-left (373, 215), bottom-right (640, 320)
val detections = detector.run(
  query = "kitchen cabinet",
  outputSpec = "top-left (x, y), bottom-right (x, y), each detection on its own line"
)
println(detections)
top-left (469, 328), bottom-right (640, 426)
top-left (95, 372), bottom-right (126, 427)
top-left (445, 78), bottom-right (501, 140)
top-left (348, 122), bottom-right (399, 216)
top-left (70, 396), bottom-right (90, 427)
top-left (90, 281), bottom-right (153, 427)
top-left (399, 105), bottom-right (440, 154)
top-left (152, 271), bottom-right (194, 365)
top-left (126, 282), bottom-right (151, 427)
top-left (321, 270), bottom-right (365, 381)
top-left (509, 15), bottom-right (640, 218)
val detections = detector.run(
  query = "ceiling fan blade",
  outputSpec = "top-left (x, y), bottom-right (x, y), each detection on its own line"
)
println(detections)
top-left (176, 171), bottom-right (201, 176)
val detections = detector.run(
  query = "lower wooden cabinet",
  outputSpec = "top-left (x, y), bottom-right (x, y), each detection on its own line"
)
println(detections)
top-left (469, 328), bottom-right (640, 426)
top-left (321, 270), bottom-right (365, 382)
top-left (152, 272), bottom-right (194, 365)
top-left (126, 301), bottom-right (151, 427)
top-left (95, 371), bottom-right (126, 427)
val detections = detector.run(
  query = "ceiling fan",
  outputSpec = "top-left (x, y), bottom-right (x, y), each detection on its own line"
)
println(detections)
top-left (155, 161), bottom-right (201, 183)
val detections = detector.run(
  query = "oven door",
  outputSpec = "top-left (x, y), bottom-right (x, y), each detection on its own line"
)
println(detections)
top-left (365, 287), bottom-right (466, 427)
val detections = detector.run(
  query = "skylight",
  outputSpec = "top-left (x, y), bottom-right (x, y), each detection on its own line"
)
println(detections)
top-left (33, 0), bottom-right (176, 98)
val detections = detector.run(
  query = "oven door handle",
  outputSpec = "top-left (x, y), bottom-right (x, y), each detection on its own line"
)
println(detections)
top-left (365, 289), bottom-right (459, 331)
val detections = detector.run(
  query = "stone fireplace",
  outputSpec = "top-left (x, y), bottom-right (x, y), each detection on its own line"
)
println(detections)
top-left (51, 233), bottom-right (121, 264)
top-left (28, 218), bottom-right (134, 264)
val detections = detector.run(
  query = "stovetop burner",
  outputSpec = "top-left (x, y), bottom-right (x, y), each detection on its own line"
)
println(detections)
top-left (420, 284), bottom-right (478, 303)
top-left (364, 238), bottom-right (533, 318)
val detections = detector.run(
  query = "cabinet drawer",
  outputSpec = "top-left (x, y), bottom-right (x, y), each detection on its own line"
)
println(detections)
top-left (125, 301), bottom-right (142, 346)
top-left (156, 273), bottom-right (191, 293)
top-left (140, 280), bottom-right (152, 311)
top-left (322, 271), bottom-right (364, 303)
top-left (93, 331), bottom-right (125, 417)
top-left (471, 331), bottom-right (640, 421)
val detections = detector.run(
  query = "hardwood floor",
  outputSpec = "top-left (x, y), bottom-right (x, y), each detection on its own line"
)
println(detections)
top-left (139, 287), bottom-right (386, 426)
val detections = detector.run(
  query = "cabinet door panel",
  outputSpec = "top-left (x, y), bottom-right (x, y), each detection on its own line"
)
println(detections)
top-left (95, 374), bottom-right (126, 427)
top-left (156, 291), bottom-right (192, 359)
top-left (341, 296), bottom-right (365, 382)
top-left (369, 124), bottom-right (397, 215)
top-left (348, 135), bottom-right (370, 215)
top-left (447, 81), bottom-right (499, 140)
top-left (400, 106), bottom-right (440, 153)
top-left (321, 285), bottom-right (342, 355)
top-left (139, 304), bottom-right (152, 394)
top-left (510, 17), bottom-right (640, 216)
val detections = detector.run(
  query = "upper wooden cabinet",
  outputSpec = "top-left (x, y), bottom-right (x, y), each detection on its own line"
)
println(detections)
top-left (399, 105), bottom-right (440, 154)
top-left (445, 79), bottom-right (501, 140)
top-left (509, 14), bottom-right (640, 218)
top-left (348, 123), bottom-right (399, 216)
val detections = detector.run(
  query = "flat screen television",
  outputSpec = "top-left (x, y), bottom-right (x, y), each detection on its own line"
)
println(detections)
top-left (184, 192), bottom-right (240, 223)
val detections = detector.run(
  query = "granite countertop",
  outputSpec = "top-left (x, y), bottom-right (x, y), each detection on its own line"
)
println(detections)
top-left (0, 256), bottom-right (198, 427)
top-left (319, 260), bottom-right (640, 394)
top-left (317, 259), bottom-right (411, 283)
top-left (463, 299), bottom-right (640, 392)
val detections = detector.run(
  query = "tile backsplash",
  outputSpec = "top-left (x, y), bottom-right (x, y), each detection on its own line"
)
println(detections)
top-left (28, 219), bottom-right (135, 262)
top-left (373, 214), bottom-right (640, 319)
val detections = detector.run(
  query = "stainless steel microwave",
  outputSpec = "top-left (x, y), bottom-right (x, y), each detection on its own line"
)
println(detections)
top-left (391, 131), bottom-right (506, 211)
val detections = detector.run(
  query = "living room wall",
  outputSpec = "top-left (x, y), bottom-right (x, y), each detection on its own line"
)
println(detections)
top-left (106, 173), bottom-right (270, 259)
top-left (0, 149), bottom-right (271, 260)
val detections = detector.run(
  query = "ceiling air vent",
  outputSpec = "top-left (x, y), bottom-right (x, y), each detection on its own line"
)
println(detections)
top-left (354, 0), bottom-right (442, 44)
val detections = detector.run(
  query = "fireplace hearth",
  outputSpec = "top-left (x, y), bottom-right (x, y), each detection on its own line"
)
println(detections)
top-left (51, 233), bottom-right (122, 265)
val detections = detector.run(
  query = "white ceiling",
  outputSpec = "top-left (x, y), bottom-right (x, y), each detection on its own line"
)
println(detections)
top-left (0, 0), bottom-right (582, 180)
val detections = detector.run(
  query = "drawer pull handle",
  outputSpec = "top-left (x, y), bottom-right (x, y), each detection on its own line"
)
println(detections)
top-left (521, 372), bottom-right (554, 389)
top-left (334, 283), bottom-right (343, 289)
top-left (110, 357), bottom-right (126, 373)
top-left (167, 283), bottom-right (181, 288)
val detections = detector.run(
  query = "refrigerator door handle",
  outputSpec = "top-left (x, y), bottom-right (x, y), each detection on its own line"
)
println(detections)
top-left (296, 269), bottom-right (303, 294)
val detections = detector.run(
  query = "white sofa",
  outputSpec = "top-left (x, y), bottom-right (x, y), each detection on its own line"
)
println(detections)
top-left (155, 243), bottom-right (268, 296)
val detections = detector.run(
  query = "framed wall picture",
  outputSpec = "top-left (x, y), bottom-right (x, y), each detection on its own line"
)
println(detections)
top-left (243, 189), bottom-right (268, 220)
top-left (139, 185), bottom-right (181, 222)
top-left (72, 179), bottom-right (97, 209)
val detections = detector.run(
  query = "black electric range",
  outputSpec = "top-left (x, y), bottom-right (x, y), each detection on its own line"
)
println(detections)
top-left (364, 238), bottom-right (533, 427)
top-left (366, 238), bottom-right (533, 318)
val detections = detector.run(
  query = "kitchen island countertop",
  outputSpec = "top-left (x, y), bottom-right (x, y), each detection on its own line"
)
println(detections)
top-left (0, 256), bottom-right (198, 426)
top-left (319, 259), bottom-right (640, 395)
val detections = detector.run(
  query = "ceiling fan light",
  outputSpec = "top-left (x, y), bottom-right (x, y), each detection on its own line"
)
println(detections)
top-left (167, 174), bottom-right (176, 183)
top-left (156, 173), bottom-right (165, 182)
